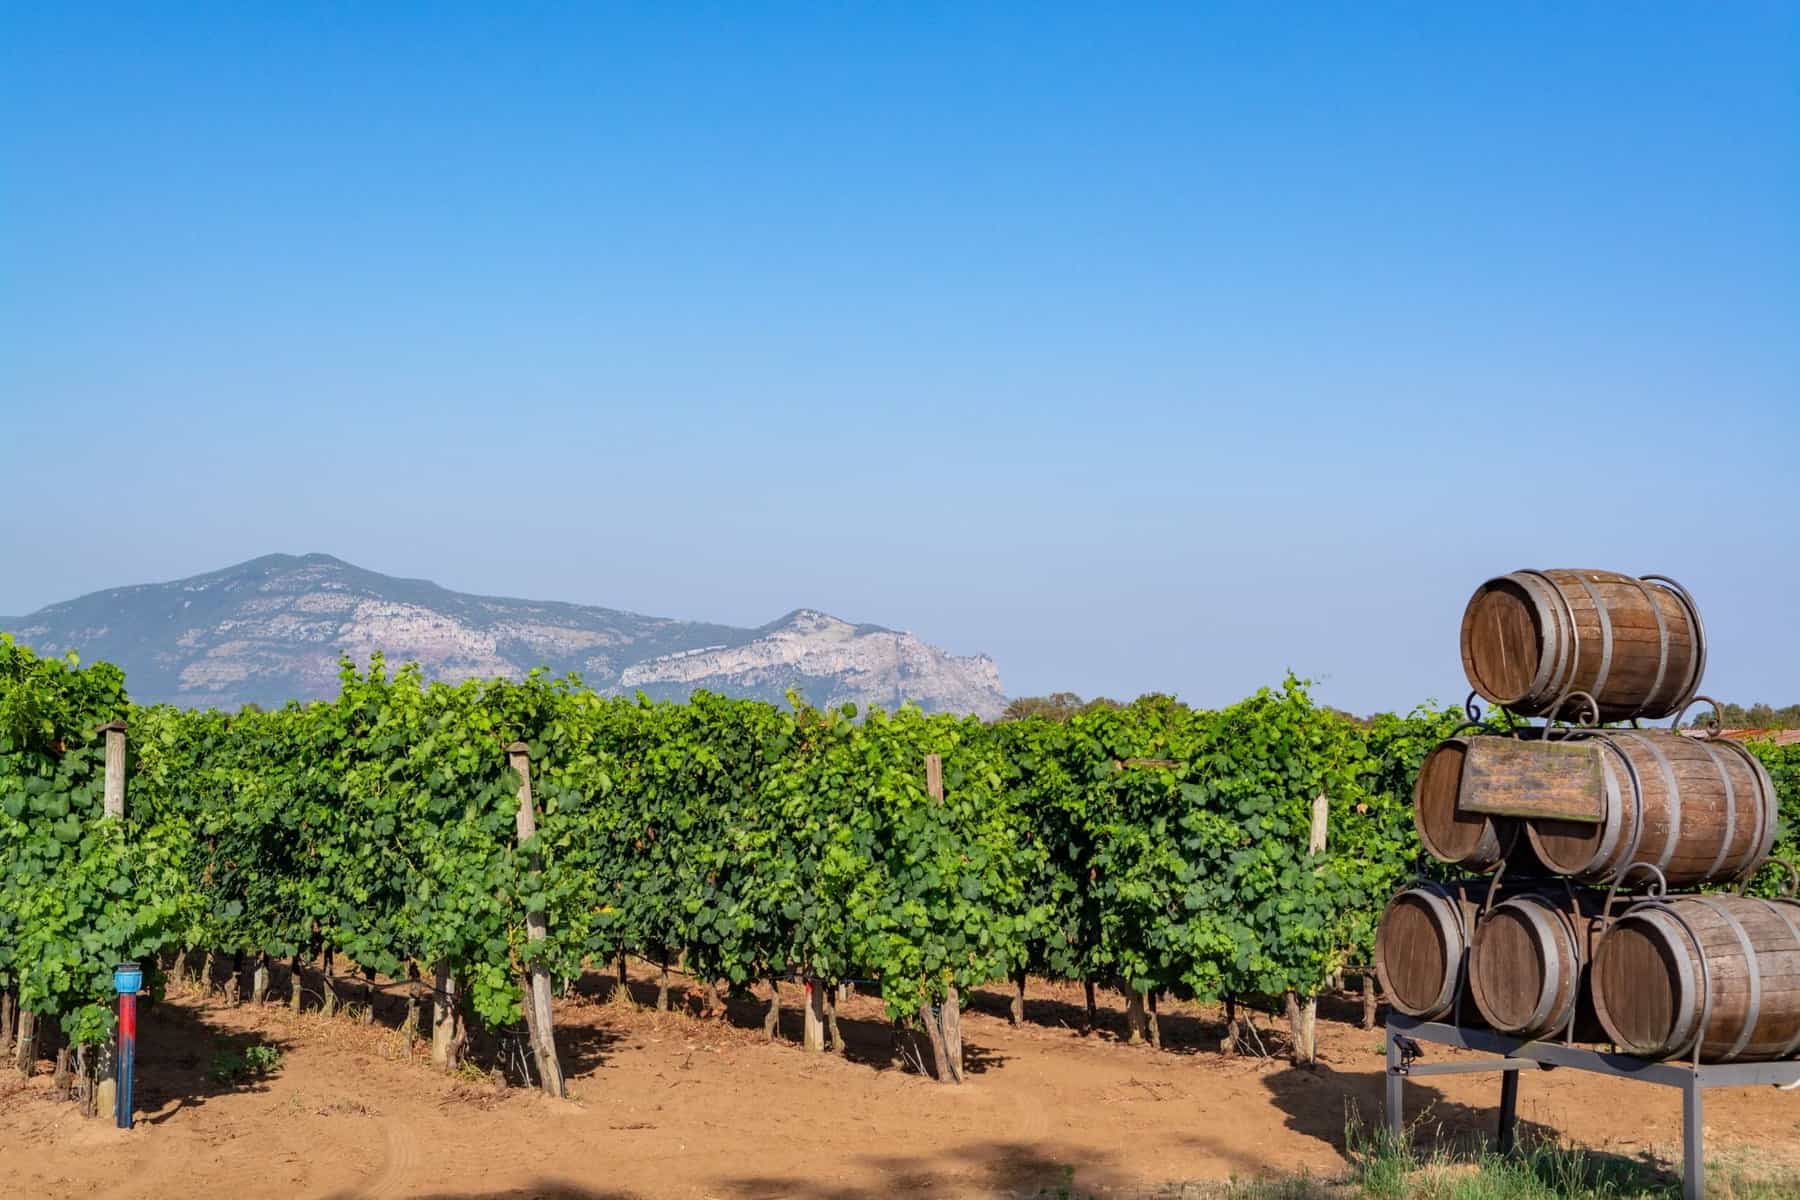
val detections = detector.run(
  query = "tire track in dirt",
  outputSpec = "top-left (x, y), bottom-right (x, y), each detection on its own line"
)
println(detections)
top-left (349, 1117), bottom-right (420, 1199)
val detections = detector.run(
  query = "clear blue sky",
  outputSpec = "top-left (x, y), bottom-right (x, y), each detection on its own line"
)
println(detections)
top-left (3, 3), bottom-right (1795, 714)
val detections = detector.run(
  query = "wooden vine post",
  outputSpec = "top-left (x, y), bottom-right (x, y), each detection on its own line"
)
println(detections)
top-left (92, 721), bottom-right (127, 1113)
top-left (803, 978), bottom-right (827, 1053)
top-left (430, 965), bottom-right (458, 1070)
top-left (918, 753), bottom-right (965, 1083)
top-left (1288, 790), bottom-right (1328, 1066)
top-left (507, 742), bottom-right (566, 1098)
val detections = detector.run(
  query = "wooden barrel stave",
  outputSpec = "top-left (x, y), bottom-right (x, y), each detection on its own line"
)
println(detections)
top-left (1459, 569), bottom-right (1703, 722)
top-left (1593, 895), bottom-right (1800, 1062)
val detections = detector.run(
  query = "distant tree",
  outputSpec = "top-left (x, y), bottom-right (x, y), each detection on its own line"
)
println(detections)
top-left (998, 692), bottom-right (1172, 722)
top-left (1688, 702), bottom-right (1800, 730)
top-left (1000, 693), bottom-right (1086, 722)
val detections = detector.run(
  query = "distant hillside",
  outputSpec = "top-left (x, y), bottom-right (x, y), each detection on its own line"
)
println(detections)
top-left (2, 554), bottom-right (1007, 718)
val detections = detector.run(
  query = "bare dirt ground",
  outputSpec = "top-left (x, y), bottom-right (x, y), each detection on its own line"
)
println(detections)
top-left (4, 965), bottom-right (1799, 1199)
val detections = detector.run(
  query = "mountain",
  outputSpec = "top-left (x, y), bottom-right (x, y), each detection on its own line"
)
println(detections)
top-left (1, 554), bottom-right (1007, 718)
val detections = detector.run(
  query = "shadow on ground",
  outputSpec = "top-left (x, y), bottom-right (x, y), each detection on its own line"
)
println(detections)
top-left (129, 998), bottom-right (296, 1125)
top-left (571, 970), bottom-right (1011, 1080)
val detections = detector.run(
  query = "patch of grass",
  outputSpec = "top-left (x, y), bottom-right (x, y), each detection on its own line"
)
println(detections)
top-left (208, 1041), bottom-right (282, 1084)
top-left (1344, 1112), bottom-right (1799, 1200)
top-left (1034, 1114), bottom-right (1800, 1200)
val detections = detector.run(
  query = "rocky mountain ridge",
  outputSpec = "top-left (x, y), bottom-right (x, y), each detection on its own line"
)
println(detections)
top-left (1, 554), bottom-right (1006, 717)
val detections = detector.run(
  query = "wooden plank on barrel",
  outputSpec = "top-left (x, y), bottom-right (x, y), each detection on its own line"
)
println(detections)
top-left (1458, 737), bottom-right (1604, 822)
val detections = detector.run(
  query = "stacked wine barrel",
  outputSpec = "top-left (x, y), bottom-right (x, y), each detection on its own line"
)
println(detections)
top-left (1376, 568), bottom-right (1796, 1063)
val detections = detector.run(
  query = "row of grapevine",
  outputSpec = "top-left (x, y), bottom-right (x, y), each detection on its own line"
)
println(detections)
top-left (4, 632), bottom-right (1795, 1091)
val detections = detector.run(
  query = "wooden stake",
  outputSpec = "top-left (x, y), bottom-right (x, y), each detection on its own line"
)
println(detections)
top-left (252, 954), bottom-right (270, 1006)
top-left (1287, 990), bottom-right (1317, 1065)
top-left (13, 1010), bottom-right (36, 1076)
top-left (1221, 993), bottom-right (1240, 1057)
top-left (507, 742), bottom-right (565, 1098)
top-left (923, 753), bottom-right (961, 1080)
top-left (98, 721), bottom-right (126, 819)
top-left (1362, 972), bottom-right (1379, 1030)
top-left (803, 978), bottom-right (826, 1053)
top-left (1083, 979), bottom-right (1098, 1034)
top-left (1295, 792), bottom-right (1328, 1065)
top-left (95, 1066), bottom-right (115, 1117)
top-left (1124, 985), bottom-right (1148, 1045)
top-left (431, 965), bottom-right (457, 1069)
top-left (1009, 969), bottom-right (1027, 1027)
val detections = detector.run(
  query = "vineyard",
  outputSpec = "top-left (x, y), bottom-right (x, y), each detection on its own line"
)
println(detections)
top-left (4, 632), bottom-right (1798, 1103)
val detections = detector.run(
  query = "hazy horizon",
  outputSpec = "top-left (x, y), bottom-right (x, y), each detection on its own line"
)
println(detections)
top-left (4, 5), bottom-right (1795, 715)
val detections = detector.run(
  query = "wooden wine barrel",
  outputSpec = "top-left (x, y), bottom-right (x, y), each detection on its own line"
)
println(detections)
top-left (1413, 738), bottom-right (1516, 870)
top-left (1526, 731), bottom-right (1776, 887)
top-left (1467, 888), bottom-right (1606, 1041)
top-left (1374, 881), bottom-right (1489, 1020)
top-left (1460, 569), bottom-right (1704, 722)
top-left (1592, 895), bottom-right (1800, 1062)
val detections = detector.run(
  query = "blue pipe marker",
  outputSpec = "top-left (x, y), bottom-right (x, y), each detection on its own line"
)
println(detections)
top-left (113, 963), bottom-right (143, 1130)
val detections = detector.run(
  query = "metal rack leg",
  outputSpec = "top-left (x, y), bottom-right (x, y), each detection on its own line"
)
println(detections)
top-left (1385, 1031), bottom-right (1404, 1138)
top-left (1682, 1079), bottom-right (1703, 1200)
top-left (1497, 1069), bottom-right (1519, 1154)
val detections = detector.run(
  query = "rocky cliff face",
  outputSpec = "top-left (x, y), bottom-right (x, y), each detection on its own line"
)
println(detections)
top-left (2, 554), bottom-right (1007, 718)
top-left (620, 609), bottom-right (1006, 716)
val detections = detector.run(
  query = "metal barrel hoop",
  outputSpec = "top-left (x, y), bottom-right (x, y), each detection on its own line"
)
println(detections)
top-left (1641, 573), bottom-right (1707, 716)
top-left (1515, 570), bottom-right (1575, 707)
top-left (1714, 738), bottom-right (1783, 872)
top-left (1571, 574), bottom-right (1616, 712)
top-left (1691, 895), bottom-right (1760, 1062)
top-left (1548, 895), bottom-right (1584, 1041)
top-left (1587, 735), bottom-right (1636, 877)
top-left (1628, 573), bottom-right (1674, 718)
top-left (1632, 897), bottom-right (1715, 1061)
top-left (1762, 895), bottom-right (1800, 1059)
top-left (1702, 738), bottom-right (1741, 881)
top-left (1611, 735), bottom-right (1649, 878)
top-left (1623, 730), bottom-right (1682, 873)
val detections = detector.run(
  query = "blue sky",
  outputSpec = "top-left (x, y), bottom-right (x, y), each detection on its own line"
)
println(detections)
top-left (3, 3), bottom-right (1795, 714)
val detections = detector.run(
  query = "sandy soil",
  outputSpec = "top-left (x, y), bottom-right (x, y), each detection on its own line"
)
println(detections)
top-left (3, 966), bottom-right (1799, 1199)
